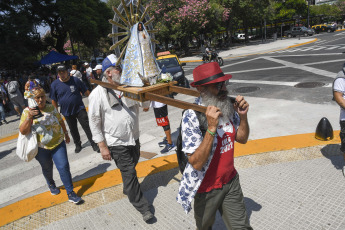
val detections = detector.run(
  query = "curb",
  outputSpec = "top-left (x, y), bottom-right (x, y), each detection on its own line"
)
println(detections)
top-left (287, 38), bottom-right (318, 49)
top-left (0, 131), bottom-right (340, 227)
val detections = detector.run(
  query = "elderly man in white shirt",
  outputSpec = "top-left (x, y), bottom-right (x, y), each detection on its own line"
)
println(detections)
top-left (88, 55), bottom-right (154, 223)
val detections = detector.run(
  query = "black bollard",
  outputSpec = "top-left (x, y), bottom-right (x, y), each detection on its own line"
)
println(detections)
top-left (315, 117), bottom-right (334, 141)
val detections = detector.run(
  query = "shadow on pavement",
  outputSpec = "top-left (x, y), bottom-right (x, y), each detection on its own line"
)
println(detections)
top-left (72, 162), bottom-right (112, 196)
top-left (321, 144), bottom-right (343, 170)
top-left (244, 197), bottom-right (262, 223)
top-left (0, 147), bottom-right (16, 160)
top-left (140, 163), bottom-right (179, 205)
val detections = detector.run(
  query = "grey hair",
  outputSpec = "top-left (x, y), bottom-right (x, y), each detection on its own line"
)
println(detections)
top-left (102, 66), bottom-right (121, 83)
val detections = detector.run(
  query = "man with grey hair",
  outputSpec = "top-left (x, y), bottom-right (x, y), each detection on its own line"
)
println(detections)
top-left (88, 61), bottom-right (154, 223)
top-left (177, 62), bottom-right (252, 230)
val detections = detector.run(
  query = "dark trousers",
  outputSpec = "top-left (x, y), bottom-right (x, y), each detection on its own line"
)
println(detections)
top-left (64, 109), bottom-right (95, 146)
top-left (35, 141), bottom-right (74, 194)
top-left (194, 174), bottom-right (252, 230)
top-left (109, 140), bottom-right (150, 215)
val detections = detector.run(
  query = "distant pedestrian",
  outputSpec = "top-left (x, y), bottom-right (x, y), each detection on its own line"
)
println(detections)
top-left (92, 64), bottom-right (102, 89)
top-left (83, 62), bottom-right (93, 91)
top-left (50, 64), bottom-right (99, 153)
top-left (145, 101), bottom-right (176, 154)
top-left (5, 76), bottom-right (25, 117)
top-left (88, 56), bottom-right (155, 222)
top-left (177, 62), bottom-right (252, 230)
top-left (0, 81), bottom-right (8, 125)
top-left (333, 64), bottom-right (345, 176)
top-left (19, 87), bottom-right (82, 204)
top-left (25, 75), bottom-right (40, 91)
top-left (70, 65), bottom-right (83, 81)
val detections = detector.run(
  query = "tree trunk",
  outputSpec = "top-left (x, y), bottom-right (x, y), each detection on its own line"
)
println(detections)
top-left (55, 32), bottom-right (67, 55)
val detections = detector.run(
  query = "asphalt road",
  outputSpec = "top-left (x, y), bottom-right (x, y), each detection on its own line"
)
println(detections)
top-left (184, 31), bottom-right (345, 105)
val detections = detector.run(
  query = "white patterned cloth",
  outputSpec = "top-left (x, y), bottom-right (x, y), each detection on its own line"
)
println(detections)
top-left (121, 23), bottom-right (160, 87)
top-left (176, 97), bottom-right (240, 213)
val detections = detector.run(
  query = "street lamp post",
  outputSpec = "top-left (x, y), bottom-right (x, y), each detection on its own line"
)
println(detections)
top-left (307, 0), bottom-right (310, 27)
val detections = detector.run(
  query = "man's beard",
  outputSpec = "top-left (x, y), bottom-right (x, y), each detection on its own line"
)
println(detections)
top-left (199, 90), bottom-right (235, 128)
top-left (111, 72), bottom-right (121, 83)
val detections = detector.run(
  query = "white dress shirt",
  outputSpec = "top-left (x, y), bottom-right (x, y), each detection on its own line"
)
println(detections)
top-left (88, 85), bottom-right (149, 146)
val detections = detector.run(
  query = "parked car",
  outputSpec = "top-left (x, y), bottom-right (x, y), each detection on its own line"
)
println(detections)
top-left (237, 33), bottom-right (245, 40)
top-left (284, 26), bottom-right (314, 38)
top-left (156, 51), bottom-right (189, 88)
top-left (312, 24), bottom-right (336, 34)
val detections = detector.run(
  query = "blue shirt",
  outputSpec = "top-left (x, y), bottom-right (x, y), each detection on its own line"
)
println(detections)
top-left (50, 77), bottom-right (87, 116)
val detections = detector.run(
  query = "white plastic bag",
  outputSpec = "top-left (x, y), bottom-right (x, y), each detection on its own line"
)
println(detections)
top-left (16, 131), bottom-right (38, 162)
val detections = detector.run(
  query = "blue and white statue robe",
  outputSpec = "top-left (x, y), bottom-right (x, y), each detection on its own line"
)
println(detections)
top-left (120, 23), bottom-right (160, 87)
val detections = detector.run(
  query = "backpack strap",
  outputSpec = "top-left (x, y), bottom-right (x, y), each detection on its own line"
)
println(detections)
top-left (194, 110), bottom-right (207, 136)
top-left (176, 109), bottom-right (208, 174)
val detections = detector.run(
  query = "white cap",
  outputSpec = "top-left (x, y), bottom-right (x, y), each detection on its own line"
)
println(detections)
top-left (84, 62), bottom-right (89, 66)
top-left (93, 64), bottom-right (103, 71)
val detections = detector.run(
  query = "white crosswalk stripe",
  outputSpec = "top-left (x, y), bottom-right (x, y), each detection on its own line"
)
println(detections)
top-left (272, 44), bottom-right (345, 53)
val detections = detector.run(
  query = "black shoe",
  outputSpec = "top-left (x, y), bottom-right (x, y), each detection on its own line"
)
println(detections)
top-left (92, 143), bottom-right (100, 153)
top-left (142, 211), bottom-right (154, 222)
top-left (75, 142), bottom-right (82, 153)
top-left (3, 119), bottom-right (8, 124)
top-left (0, 121), bottom-right (2, 126)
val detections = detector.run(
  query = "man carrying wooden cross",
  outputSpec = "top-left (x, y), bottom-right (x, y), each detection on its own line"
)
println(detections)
top-left (177, 62), bottom-right (252, 230)
top-left (88, 54), bottom-right (154, 223)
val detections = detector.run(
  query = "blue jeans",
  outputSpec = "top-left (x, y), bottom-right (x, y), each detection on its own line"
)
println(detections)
top-left (35, 141), bottom-right (74, 194)
top-left (0, 102), bottom-right (5, 121)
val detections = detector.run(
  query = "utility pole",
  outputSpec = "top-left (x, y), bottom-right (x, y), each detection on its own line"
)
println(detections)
top-left (307, 0), bottom-right (310, 27)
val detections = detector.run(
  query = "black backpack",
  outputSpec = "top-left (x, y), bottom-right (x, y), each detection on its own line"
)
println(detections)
top-left (176, 109), bottom-right (207, 174)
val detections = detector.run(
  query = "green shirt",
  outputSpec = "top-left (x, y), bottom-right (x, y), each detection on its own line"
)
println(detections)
top-left (20, 104), bottom-right (64, 150)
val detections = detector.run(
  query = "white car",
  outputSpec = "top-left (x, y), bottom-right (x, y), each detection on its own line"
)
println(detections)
top-left (237, 34), bottom-right (245, 40)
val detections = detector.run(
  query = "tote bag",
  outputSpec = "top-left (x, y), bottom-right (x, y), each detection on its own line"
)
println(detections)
top-left (16, 130), bottom-right (38, 162)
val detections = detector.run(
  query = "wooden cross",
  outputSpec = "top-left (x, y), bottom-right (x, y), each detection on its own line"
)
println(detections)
top-left (90, 79), bottom-right (207, 113)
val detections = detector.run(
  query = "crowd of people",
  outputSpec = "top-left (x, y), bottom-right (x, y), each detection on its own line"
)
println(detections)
top-left (9, 21), bottom-right (254, 229)
top-left (0, 62), bottom-right (104, 125)
top-left (11, 51), bottom-right (253, 228)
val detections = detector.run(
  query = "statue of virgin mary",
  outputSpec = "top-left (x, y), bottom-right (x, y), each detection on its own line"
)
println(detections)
top-left (120, 22), bottom-right (160, 86)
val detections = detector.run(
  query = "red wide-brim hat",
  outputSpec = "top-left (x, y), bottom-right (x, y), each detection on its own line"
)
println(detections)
top-left (190, 62), bottom-right (232, 87)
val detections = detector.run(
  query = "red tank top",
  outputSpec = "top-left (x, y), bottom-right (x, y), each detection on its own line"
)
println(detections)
top-left (197, 120), bottom-right (237, 193)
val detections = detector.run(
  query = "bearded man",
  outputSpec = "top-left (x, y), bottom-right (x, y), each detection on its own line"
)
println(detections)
top-left (88, 55), bottom-right (154, 223)
top-left (177, 62), bottom-right (252, 230)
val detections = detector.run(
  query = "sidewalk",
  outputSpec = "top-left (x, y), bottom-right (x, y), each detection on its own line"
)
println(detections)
top-left (1, 136), bottom-right (344, 230)
top-left (1, 36), bottom-right (344, 229)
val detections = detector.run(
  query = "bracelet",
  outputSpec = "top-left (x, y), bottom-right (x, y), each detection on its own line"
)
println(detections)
top-left (207, 129), bottom-right (216, 136)
top-left (64, 131), bottom-right (68, 135)
top-left (26, 117), bottom-right (33, 121)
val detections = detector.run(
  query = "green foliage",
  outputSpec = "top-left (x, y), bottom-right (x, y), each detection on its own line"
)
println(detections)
top-left (0, 0), bottom-right (44, 70)
top-left (310, 1), bottom-right (342, 22)
top-left (272, 0), bottom-right (308, 20)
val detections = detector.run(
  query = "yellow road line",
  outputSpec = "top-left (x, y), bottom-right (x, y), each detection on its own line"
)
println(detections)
top-left (0, 134), bottom-right (18, 144)
top-left (0, 130), bottom-right (340, 226)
